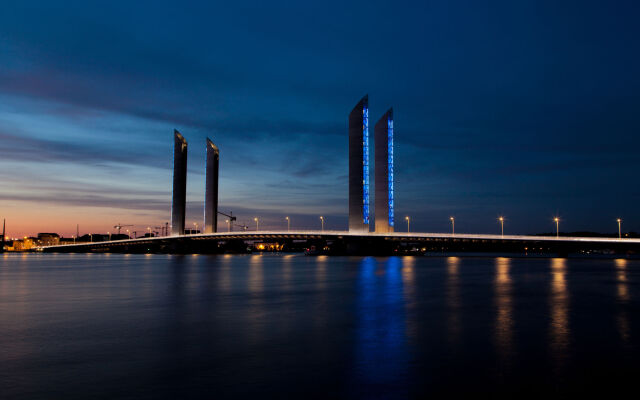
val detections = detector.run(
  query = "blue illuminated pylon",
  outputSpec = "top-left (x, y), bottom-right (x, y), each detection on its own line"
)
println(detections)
top-left (374, 108), bottom-right (394, 233)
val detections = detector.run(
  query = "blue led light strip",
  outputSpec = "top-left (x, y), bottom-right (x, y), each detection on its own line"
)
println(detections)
top-left (362, 106), bottom-right (369, 225)
top-left (388, 116), bottom-right (394, 227)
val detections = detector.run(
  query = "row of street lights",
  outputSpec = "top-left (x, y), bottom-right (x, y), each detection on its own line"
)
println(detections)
top-left (184, 216), bottom-right (316, 233)
top-left (185, 216), bottom-right (626, 238)
top-left (403, 216), bottom-right (455, 235)
top-left (252, 216), bottom-right (326, 232)
top-left (403, 215), bottom-right (625, 239)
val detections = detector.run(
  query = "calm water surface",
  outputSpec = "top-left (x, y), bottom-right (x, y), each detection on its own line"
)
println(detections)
top-left (0, 254), bottom-right (638, 399)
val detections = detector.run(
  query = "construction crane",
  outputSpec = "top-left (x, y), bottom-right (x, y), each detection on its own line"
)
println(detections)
top-left (218, 211), bottom-right (236, 222)
top-left (217, 211), bottom-right (250, 231)
top-left (113, 223), bottom-right (133, 235)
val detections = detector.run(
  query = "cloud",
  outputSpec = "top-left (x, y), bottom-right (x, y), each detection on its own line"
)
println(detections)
top-left (0, 192), bottom-right (168, 212)
top-left (0, 127), bottom-right (168, 169)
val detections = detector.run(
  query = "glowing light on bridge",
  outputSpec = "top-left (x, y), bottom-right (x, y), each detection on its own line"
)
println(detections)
top-left (617, 218), bottom-right (622, 239)
top-left (388, 115), bottom-right (394, 227)
top-left (362, 104), bottom-right (370, 225)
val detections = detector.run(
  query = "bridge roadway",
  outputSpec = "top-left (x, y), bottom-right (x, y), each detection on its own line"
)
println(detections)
top-left (41, 230), bottom-right (640, 255)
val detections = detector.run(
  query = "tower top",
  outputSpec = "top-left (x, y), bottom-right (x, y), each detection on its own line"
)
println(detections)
top-left (206, 137), bottom-right (219, 153)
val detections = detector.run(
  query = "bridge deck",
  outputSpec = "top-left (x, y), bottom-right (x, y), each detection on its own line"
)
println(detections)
top-left (41, 230), bottom-right (640, 251)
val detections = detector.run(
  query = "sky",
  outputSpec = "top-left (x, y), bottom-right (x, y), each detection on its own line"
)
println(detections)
top-left (1, 0), bottom-right (639, 237)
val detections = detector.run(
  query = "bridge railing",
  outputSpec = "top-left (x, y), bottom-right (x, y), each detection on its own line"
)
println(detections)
top-left (39, 230), bottom-right (640, 250)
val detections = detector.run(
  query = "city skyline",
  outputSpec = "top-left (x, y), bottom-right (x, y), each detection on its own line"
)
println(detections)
top-left (1, 1), bottom-right (639, 238)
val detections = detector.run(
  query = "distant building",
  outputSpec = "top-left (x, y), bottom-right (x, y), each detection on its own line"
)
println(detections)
top-left (13, 237), bottom-right (36, 251)
top-left (37, 233), bottom-right (60, 246)
top-left (59, 237), bottom-right (76, 245)
top-left (76, 234), bottom-right (108, 243)
top-left (5, 239), bottom-right (15, 251)
top-left (171, 130), bottom-right (188, 236)
top-left (77, 234), bottom-right (92, 243)
top-left (349, 95), bottom-right (370, 232)
top-left (204, 138), bottom-right (219, 233)
top-left (374, 108), bottom-right (394, 233)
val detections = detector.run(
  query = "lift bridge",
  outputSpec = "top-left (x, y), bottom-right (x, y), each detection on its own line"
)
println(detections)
top-left (37, 119), bottom-right (640, 256)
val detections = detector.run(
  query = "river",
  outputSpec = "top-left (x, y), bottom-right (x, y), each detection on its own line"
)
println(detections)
top-left (0, 253), bottom-right (637, 398)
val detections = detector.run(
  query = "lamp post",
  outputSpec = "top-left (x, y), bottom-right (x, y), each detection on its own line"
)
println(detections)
top-left (72, 235), bottom-right (76, 244)
top-left (498, 217), bottom-right (504, 237)
top-left (108, 231), bottom-right (111, 241)
top-left (254, 217), bottom-right (259, 231)
top-left (126, 229), bottom-right (130, 239)
top-left (450, 217), bottom-right (455, 236)
top-left (193, 222), bottom-right (198, 234)
top-left (286, 216), bottom-right (290, 232)
top-left (405, 216), bottom-right (410, 233)
top-left (226, 219), bottom-right (230, 232)
top-left (147, 226), bottom-right (152, 237)
top-left (617, 218), bottom-right (622, 239)
top-left (554, 218), bottom-right (559, 238)
top-left (90, 233), bottom-right (93, 243)
top-left (320, 216), bottom-right (324, 232)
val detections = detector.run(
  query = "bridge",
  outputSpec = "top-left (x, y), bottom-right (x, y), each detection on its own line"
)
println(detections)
top-left (40, 231), bottom-right (640, 256)
top-left (32, 101), bottom-right (637, 257)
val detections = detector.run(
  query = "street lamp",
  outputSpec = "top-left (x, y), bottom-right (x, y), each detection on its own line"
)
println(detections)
top-left (617, 218), bottom-right (622, 239)
top-left (405, 216), bottom-right (410, 233)
top-left (72, 235), bottom-right (76, 244)
top-left (193, 222), bottom-right (198, 234)
top-left (147, 226), bottom-right (152, 237)
top-left (554, 217), bottom-right (559, 238)
top-left (254, 217), bottom-right (259, 231)
top-left (108, 231), bottom-right (111, 241)
top-left (226, 219), bottom-right (230, 232)
top-left (126, 229), bottom-right (130, 239)
top-left (286, 216), bottom-right (290, 232)
top-left (320, 216), bottom-right (324, 232)
top-left (498, 217), bottom-right (504, 237)
top-left (450, 217), bottom-right (455, 236)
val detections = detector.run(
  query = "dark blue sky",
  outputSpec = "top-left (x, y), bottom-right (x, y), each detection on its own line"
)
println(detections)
top-left (1, 0), bottom-right (639, 236)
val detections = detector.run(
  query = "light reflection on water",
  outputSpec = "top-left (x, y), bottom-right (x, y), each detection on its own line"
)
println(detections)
top-left (616, 259), bottom-right (630, 302)
top-left (248, 254), bottom-right (264, 293)
top-left (355, 257), bottom-right (409, 393)
top-left (281, 254), bottom-right (293, 291)
top-left (446, 256), bottom-right (461, 346)
top-left (401, 256), bottom-right (416, 341)
top-left (494, 257), bottom-right (513, 365)
top-left (401, 255), bottom-right (416, 299)
top-left (0, 254), bottom-right (638, 399)
top-left (247, 255), bottom-right (265, 346)
top-left (615, 259), bottom-right (630, 343)
top-left (315, 255), bottom-right (328, 290)
top-left (550, 258), bottom-right (570, 372)
top-left (218, 257), bottom-right (232, 293)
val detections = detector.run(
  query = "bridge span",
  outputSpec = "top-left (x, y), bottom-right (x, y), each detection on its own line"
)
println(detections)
top-left (41, 231), bottom-right (640, 256)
